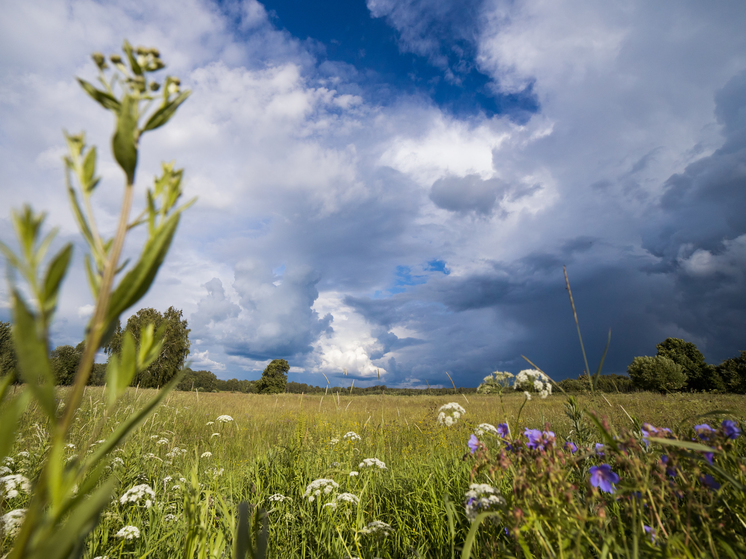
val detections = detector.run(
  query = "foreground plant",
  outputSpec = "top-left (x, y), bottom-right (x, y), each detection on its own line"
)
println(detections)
top-left (0, 40), bottom-right (192, 558)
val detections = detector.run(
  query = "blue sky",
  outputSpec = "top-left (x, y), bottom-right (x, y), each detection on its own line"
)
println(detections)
top-left (1, 0), bottom-right (745, 388)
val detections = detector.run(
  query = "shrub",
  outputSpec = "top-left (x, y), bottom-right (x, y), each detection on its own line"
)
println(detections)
top-left (627, 355), bottom-right (686, 392)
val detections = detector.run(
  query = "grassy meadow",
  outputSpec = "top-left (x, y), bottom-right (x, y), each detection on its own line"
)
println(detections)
top-left (3, 387), bottom-right (746, 558)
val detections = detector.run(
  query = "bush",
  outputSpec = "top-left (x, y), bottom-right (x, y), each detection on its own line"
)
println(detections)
top-left (717, 351), bottom-right (746, 394)
top-left (627, 355), bottom-right (686, 393)
top-left (656, 337), bottom-right (724, 391)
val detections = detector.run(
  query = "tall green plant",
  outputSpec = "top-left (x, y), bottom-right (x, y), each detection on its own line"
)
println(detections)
top-left (0, 40), bottom-right (192, 558)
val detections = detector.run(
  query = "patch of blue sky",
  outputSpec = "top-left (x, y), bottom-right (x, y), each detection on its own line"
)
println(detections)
top-left (425, 259), bottom-right (450, 275)
top-left (219, 0), bottom-right (539, 119)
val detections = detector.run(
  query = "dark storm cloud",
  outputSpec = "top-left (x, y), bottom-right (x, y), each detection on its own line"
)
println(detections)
top-left (429, 174), bottom-right (505, 215)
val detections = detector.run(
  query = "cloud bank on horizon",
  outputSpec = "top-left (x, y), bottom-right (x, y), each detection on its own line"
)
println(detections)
top-left (1, 0), bottom-right (745, 387)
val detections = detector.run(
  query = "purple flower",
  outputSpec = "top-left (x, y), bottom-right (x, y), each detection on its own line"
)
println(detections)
top-left (703, 452), bottom-right (713, 465)
top-left (564, 441), bottom-right (577, 454)
top-left (595, 443), bottom-right (605, 456)
top-left (525, 428), bottom-right (543, 450)
top-left (468, 434), bottom-right (479, 454)
top-left (660, 455), bottom-right (676, 477)
top-left (644, 525), bottom-right (656, 543)
top-left (497, 423), bottom-right (509, 438)
top-left (722, 419), bottom-right (741, 440)
top-left (694, 423), bottom-right (715, 441)
top-left (589, 464), bottom-right (619, 494)
top-left (701, 474), bottom-right (721, 491)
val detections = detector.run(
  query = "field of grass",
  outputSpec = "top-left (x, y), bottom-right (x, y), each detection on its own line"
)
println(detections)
top-left (3, 387), bottom-right (746, 558)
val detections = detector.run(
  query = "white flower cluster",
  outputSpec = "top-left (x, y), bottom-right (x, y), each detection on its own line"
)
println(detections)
top-left (269, 493), bottom-right (286, 502)
top-left (216, 415), bottom-right (234, 423)
top-left (514, 369), bottom-right (552, 399)
top-left (474, 424), bottom-right (499, 437)
top-left (166, 447), bottom-right (187, 459)
top-left (164, 514), bottom-right (178, 522)
top-left (0, 466), bottom-right (11, 476)
top-left (343, 431), bottom-right (361, 441)
top-left (359, 458), bottom-right (387, 470)
top-left (1, 509), bottom-right (25, 538)
top-left (360, 520), bottom-right (393, 537)
top-left (119, 484), bottom-right (155, 508)
top-left (303, 479), bottom-right (339, 502)
top-left (156, 438), bottom-right (169, 446)
top-left (205, 421), bottom-right (214, 426)
top-left (349, 471), bottom-right (359, 477)
top-left (201, 452), bottom-right (212, 459)
top-left (16, 452), bottom-right (29, 459)
top-left (1, 474), bottom-right (31, 499)
top-left (329, 438), bottom-right (339, 446)
top-left (477, 371), bottom-right (515, 394)
top-left (144, 453), bottom-right (163, 462)
top-left (437, 402), bottom-right (466, 427)
top-left (111, 457), bottom-right (125, 467)
top-left (463, 484), bottom-right (506, 522)
top-left (336, 492), bottom-right (360, 505)
top-left (115, 525), bottom-right (140, 540)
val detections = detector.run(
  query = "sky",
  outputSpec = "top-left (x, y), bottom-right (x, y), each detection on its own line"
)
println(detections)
top-left (1, 0), bottom-right (745, 388)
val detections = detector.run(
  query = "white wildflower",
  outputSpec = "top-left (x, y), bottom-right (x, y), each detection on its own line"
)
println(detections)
top-left (0, 466), bottom-right (11, 476)
top-left (533, 380), bottom-right (544, 391)
top-left (211, 433), bottom-right (221, 438)
top-left (360, 520), bottom-right (393, 537)
top-left (216, 415), bottom-right (233, 423)
top-left (1, 474), bottom-right (31, 499)
top-left (1, 509), bottom-right (25, 538)
top-left (523, 391), bottom-right (532, 401)
top-left (144, 453), bottom-right (163, 462)
top-left (112, 457), bottom-right (124, 467)
top-left (474, 424), bottom-right (499, 437)
top-left (539, 389), bottom-right (549, 399)
top-left (119, 484), bottom-right (155, 508)
top-left (205, 421), bottom-right (214, 426)
top-left (336, 492), bottom-right (359, 505)
top-left (329, 438), bottom-right (339, 446)
top-left (16, 452), bottom-right (29, 459)
top-left (343, 431), bottom-right (361, 441)
top-left (163, 476), bottom-right (173, 484)
top-left (165, 447), bottom-right (187, 459)
top-left (150, 435), bottom-right (159, 440)
top-left (156, 438), bottom-right (169, 446)
top-left (164, 514), bottom-right (178, 522)
top-left (115, 525), bottom-right (140, 540)
top-left (437, 402), bottom-right (466, 426)
top-left (201, 451), bottom-right (212, 459)
top-left (349, 471), bottom-right (359, 477)
top-left (179, 477), bottom-right (186, 483)
top-left (269, 494), bottom-right (285, 502)
top-left (444, 416), bottom-right (454, 427)
top-left (464, 484), bottom-right (506, 522)
top-left (303, 479), bottom-right (339, 501)
top-left (359, 458), bottom-right (387, 470)
top-left (2, 457), bottom-right (14, 467)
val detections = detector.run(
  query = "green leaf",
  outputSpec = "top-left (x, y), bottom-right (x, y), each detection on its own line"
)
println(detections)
top-left (66, 184), bottom-right (95, 250)
top-left (76, 79), bottom-right (120, 113)
top-left (142, 91), bottom-right (191, 133)
top-left (112, 93), bottom-right (138, 184)
top-left (461, 511), bottom-right (502, 559)
top-left (0, 388), bottom-right (29, 462)
top-left (81, 146), bottom-right (98, 193)
top-left (42, 243), bottom-right (73, 314)
top-left (122, 39), bottom-right (143, 76)
top-left (11, 290), bottom-right (56, 418)
top-left (106, 212), bottom-right (181, 322)
top-left (83, 254), bottom-right (100, 299)
top-left (647, 436), bottom-right (718, 453)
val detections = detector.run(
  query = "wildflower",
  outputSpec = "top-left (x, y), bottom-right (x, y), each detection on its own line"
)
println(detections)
top-left (644, 525), bottom-right (656, 543)
top-left (437, 402), bottom-right (466, 426)
top-left (595, 443), bottom-right (605, 456)
top-left (464, 484), bottom-right (505, 522)
top-left (201, 452), bottom-right (213, 458)
top-left (0, 474), bottom-right (31, 499)
top-left (0, 466), bottom-right (11, 476)
top-left (524, 428), bottom-right (555, 451)
top-left (115, 525), bottom-right (140, 540)
top-left (16, 452), bottom-right (29, 459)
top-left (165, 447), bottom-right (187, 459)
top-left (269, 494), bottom-right (285, 502)
top-left (349, 471), bottom-right (359, 477)
top-left (523, 391), bottom-right (531, 401)
top-left (156, 438), bottom-right (169, 445)
top-left (329, 438), bottom-right (340, 446)
top-left (360, 520), bottom-right (393, 537)
top-left (164, 514), bottom-right (178, 522)
top-left (303, 479), bottom-right (339, 502)
top-left (497, 423), bottom-right (509, 438)
top-left (216, 415), bottom-right (233, 423)
top-left (694, 423), bottom-right (715, 441)
top-left (336, 492), bottom-right (359, 505)
top-left (722, 419), bottom-right (741, 440)
top-left (468, 434), bottom-right (479, 454)
top-left (359, 458), bottom-right (387, 470)
top-left (589, 464), bottom-right (619, 494)
top-left (205, 421), bottom-right (214, 426)
top-left (2, 457), bottom-right (14, 467)
top-left (144, 453), bottom-right (163, 462)
top-left (112, 457), bottom-right (124, 467)
top-left (119, 484), bottom-right (155, 508)
top-left (211, 433), bottom-right (221, 438)
top-left (1, 509), bottom-right (25, 538)
top-left (660, 455), bottom-right (676, 477)
top-left (474, 423), bottom-right (499, 437)
top-left (701, 474), bottom-right (721, 491)
top-left (343, 431), bottom-right (361, 441)
top-left (564, 441), bottom-right (577, 454)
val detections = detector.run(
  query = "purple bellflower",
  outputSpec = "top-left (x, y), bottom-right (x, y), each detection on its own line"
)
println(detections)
top-left (468, 434), bottom-right (479, 454)
top-left (722, 419), bottom-right (741, 440)
top-left (564, 441), bottom-right (577, 454)
top-left (589, 464), bottom-right (619, 494)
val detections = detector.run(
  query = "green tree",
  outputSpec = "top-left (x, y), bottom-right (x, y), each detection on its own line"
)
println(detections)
top-left (656, 337), bottom-right (723, 391)
top-left (627, 355), bottom-right (687, 393)
top-left (0, 321), bottom-right (18, 381)
top-left (256, 359), bottom-right (289, 394)
top-left (51, 343), bottom-right (84, 385)
top-left (177, 368), bottom-right (219, 392)
top-left (105, 306), bottom-right (190, 388)
top-left (716, 351), bottom-right (746, 394)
